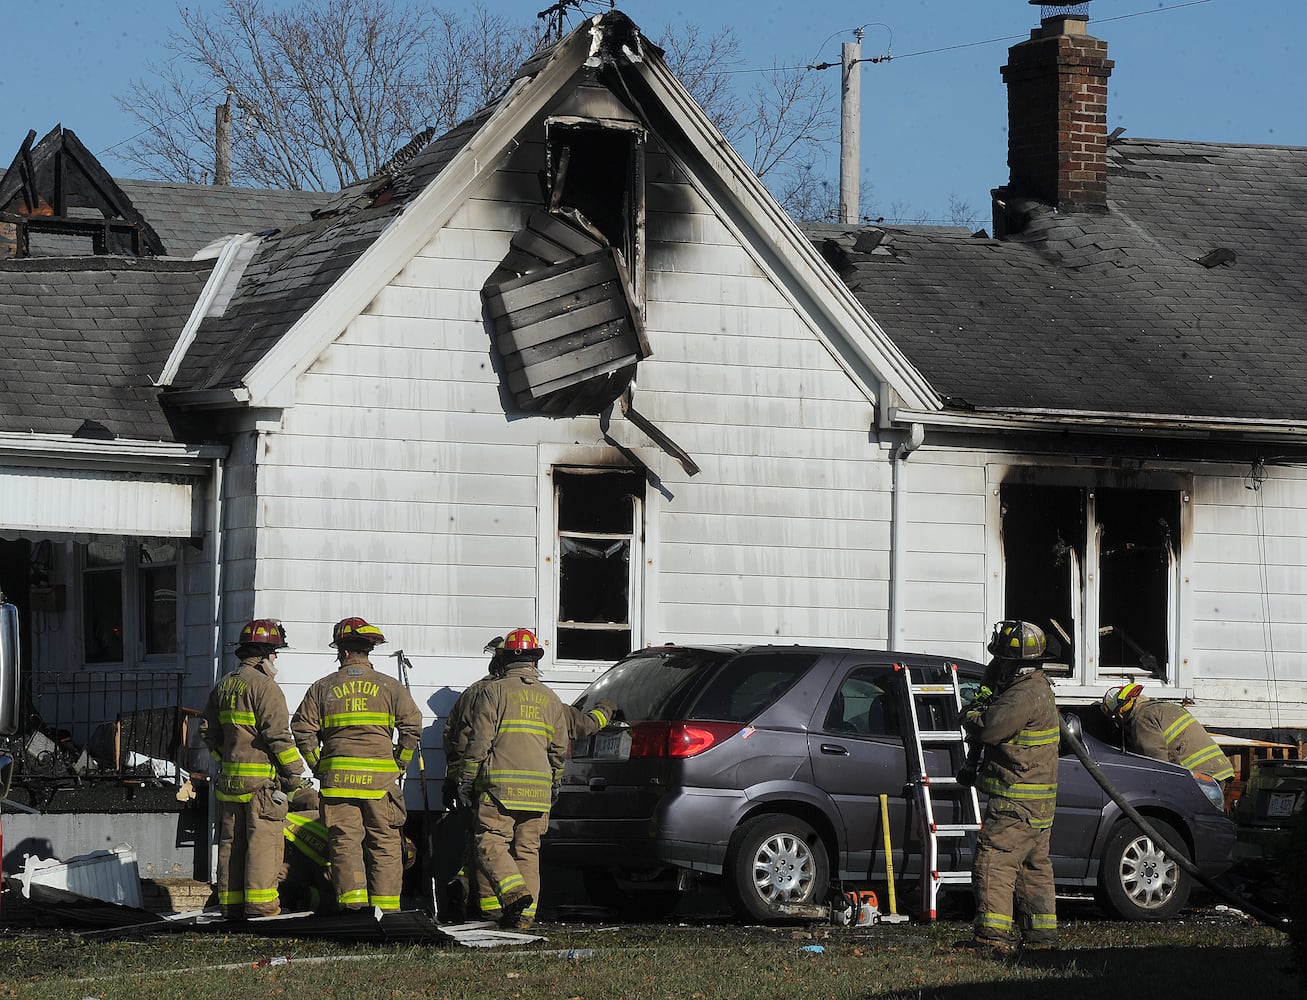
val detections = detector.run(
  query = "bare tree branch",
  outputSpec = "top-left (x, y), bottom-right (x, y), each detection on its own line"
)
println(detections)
top-left (115, 0), bottom-right (542, 190)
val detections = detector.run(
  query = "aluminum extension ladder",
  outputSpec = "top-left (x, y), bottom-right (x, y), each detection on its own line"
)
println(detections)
top-left (893, 661), bottom-right (983, 920)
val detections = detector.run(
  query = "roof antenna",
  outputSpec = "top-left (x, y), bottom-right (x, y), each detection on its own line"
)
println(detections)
top-left (536, 0), bottom-right (613, 43)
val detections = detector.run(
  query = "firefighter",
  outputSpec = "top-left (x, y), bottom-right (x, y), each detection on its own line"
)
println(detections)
top-left (958, 620), bottom-right (1060, 955)
top-left (278, 785), bottom-right (334, 914)
top-left (292, 617), bottom-right (422, 912)
top-left (1102, 683), bottom-right (1235, 785)
top-left (458, 627), bottom-right (569, 929)
top-left (441, 635), bottom-right (510, 922)
top-left (200, 619), bottom-right (308, 919)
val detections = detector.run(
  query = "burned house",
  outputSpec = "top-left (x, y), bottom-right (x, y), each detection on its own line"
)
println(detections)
top-left (0, 7), bottom-right (1304, 880)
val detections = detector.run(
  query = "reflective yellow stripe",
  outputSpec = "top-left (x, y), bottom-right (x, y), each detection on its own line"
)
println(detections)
top-left (1012, 727), bottom-right (1059, 747)
top-left (222, 761), bottom-right (275, 777)
top-left (322, 712), bottom-right (397, 728)
top-left (339, 888), bottom-right (369, 906)
top-left (499, 720), bottom-right (556, 737)
top-left (219, 710), bottom-right (257, 725)
top-left (588, 708), bottom-right (609, 728)
top-left (496, 874), bottom-right (527, 896)
top-left (1029, 913), bottom-right (1058, 930)
top-left (321, 787), bottom-right (388, 799)
top-left (219, 890), bottom-right (245, 904)
top-left (320, 756), bottom-right (400, 773)
top-left (484, 769), bottom-right (551, 785)
top-left (276, 747), bottom-right (302, 766)
top-left (978, 776), bottom-right (1058, 801)
top-left (303, 747), bottom-right (321, 768)
top-left (246, 887), bottom-right (279, 903)
top-left (978, 912), bottom-right (1014, 931)
top-left (215, 790), bottom-right (254, 802)
top-left (396, 747), bottom-right (414, 766)
top-left (1163, 713), bottom-right (1197, 743)
top-left (371, 894), bottom-right (400, 911)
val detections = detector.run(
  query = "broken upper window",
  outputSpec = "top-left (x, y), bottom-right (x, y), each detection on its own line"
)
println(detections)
top-left (999, 482), bottom-right (1182, 685)
top-left (554, 467), bottom-right (642, 664)
top-left (479, 111), bottom-right (650, 418)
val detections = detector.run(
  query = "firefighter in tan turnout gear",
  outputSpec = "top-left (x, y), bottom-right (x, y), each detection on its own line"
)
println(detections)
top-left (458, 627), bottom-right (569, 929)
top-left (959, 620), bottom-right (1060, 955)
top-left (292, 617), bottom-right (422, 912)
top-left (201, 619), bottom-right (307, 919)
top-left (1102, 683), bottom-right (1235, 786)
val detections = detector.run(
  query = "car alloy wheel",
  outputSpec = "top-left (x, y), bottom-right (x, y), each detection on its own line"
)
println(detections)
top-left (725, 814), bottom-right (830, 921)
top-left (1099, 817), bottom-right (1192, 921)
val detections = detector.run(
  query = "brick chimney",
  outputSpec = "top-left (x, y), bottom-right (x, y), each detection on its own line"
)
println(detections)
top-left (998, 5), bottom-right (1114, 218)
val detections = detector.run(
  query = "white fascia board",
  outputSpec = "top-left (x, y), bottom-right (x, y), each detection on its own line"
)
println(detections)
top-left (0, 432), bottom-right (225, 474)
top-left (242, 36), bottom-right (592, 410)
top-left (892, 406), bottom-right (1307, 444)
top-left (636, 59), bottom-right (942, 414)
top-left (157, 234), bottom-right (261, 387)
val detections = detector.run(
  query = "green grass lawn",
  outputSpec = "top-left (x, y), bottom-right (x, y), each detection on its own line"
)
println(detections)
top-left (0, 910), bottom-right (1297, 1000)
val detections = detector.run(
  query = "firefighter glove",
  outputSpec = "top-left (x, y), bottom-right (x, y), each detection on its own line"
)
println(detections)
top-left (551, 781), bottom-right (561, 807)
top-left (957, 765), bottom-right (978, 788)
top-left (593, 699), bottom-right (618, 726)
top-left (457, 781), bottom-right (476, 810)
top-left (441, 777), bottom-right (460, 812)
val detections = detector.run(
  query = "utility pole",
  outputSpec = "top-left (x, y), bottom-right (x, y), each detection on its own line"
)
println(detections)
top-left (839, 29), bottom-right (863, 224)
top-left (214, 93), bottom-right (232, 187)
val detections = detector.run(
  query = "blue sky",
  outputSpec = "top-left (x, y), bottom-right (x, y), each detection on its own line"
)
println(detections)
top-left (3, 0), bottom-right (1299, 222)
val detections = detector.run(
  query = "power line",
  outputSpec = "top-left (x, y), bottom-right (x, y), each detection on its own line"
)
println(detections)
top-left (720, 0), bottom-right (1215, 75)
top-left (97, 88), bottom-right (227, 157)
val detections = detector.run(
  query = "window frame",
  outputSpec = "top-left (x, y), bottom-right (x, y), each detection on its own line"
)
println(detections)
top-left (537, 453), bottom-right (651, 681)
top-left (78, 538), bottom-right (182, 669)
top-left (986, 464), bottom-right (1193, 695)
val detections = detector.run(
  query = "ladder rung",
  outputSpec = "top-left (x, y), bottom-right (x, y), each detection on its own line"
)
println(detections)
top-left (933, 871), bottom-right (974, 884)
top-left (918, 731), bottom-right (964, 742)
top-left (933, 824), bottom-right (981, 836)
top-left (909, 684), bottom-right (953, 695)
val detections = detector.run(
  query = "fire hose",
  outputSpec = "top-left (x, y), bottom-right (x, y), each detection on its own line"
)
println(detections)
top-left (1058, 715), bottom-right (1289, 932)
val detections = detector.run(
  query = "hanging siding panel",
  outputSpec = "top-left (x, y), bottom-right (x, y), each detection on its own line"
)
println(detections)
top-left (0, 466), bottom-right (200, 537)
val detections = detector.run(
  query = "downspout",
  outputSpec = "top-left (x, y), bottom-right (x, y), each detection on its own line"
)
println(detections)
top-left (207, 455), bottom-right (224, 883)
top-left (889, 423), bottom-right (925, 649)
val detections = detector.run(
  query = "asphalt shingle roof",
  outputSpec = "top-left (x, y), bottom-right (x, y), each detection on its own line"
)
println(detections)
top-left (0, 257), bottom-right (213, 441)
top-left (115, 180), bottom-right (328, 259)
top-left (823, 138), bottom-right (1307, 421)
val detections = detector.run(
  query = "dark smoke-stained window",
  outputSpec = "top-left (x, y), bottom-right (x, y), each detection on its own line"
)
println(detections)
top-left (554, 468), bottom-right (642, 663)
top-left (1000, 482), bottom-right (1181, 683)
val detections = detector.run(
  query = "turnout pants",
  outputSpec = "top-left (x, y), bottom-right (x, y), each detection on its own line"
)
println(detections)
top-left (474, 794), bottom-right (548, 920)
top-left (972, 801), bottom-right (1057, 945)
top-left (323, 788), bottom-right (406, 911)
top-left (216, 784), bottom-right (287, 917)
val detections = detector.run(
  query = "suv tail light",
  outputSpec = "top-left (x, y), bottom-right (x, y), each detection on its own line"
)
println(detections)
top-left (628, 721), bottom-right (742, 758)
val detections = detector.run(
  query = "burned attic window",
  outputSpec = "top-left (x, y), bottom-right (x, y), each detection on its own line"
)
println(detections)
top-left (555, 467), bottom-right (642, 663)
top-left (546, 119), bottom-right (644, 299)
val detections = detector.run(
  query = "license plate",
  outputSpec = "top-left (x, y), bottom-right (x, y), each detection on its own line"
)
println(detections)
top-left (591, 729), bottom-right (630, 761)
top-left (1267, 791), bottom-right (1298, 818)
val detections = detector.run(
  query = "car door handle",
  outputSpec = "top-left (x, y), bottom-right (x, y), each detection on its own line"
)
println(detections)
top-left (588, 777), bottom-right (607, 790)
top-left (820, 744), bottom-right (850, 756)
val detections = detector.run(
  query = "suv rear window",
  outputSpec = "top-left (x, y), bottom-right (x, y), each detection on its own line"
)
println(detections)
top-left (579, 648), bottom-right (733, 722)
top-left (686, 651), bottom-right (819, 723)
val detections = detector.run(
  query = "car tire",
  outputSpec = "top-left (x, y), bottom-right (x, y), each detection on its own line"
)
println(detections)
top-left (725, 814), bottom-right (829, 922)
top-left (580, 869), bottom-right (681, 922)
top-left (1098, 817), bottom-right (1192, 921)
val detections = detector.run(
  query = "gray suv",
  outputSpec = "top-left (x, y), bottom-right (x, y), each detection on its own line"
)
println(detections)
top-left (546, 645), bottom-right (1235, 922)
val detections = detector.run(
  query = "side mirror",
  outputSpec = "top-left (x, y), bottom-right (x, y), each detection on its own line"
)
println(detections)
top-left (0, 598), bottom-right (19, 736)
top-left (1060, 711), bottom-right (1082, 745)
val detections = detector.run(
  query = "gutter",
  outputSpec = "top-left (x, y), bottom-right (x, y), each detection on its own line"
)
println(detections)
top-left (892, 406), bottom-right (1307, 443)
top-left (889, 423), bottom-right (925, 648)
top-left (0, 433), bottom-right (225, 472)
